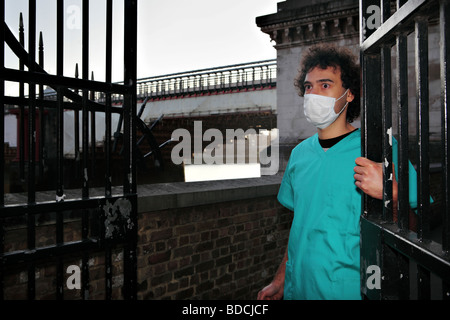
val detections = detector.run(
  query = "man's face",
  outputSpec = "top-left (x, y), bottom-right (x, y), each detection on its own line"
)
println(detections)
top-left (303, 66), bottom-right (353, 114)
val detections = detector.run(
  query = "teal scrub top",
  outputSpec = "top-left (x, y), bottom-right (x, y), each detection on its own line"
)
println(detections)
top-left (278, 129), bottom-right (418, 300)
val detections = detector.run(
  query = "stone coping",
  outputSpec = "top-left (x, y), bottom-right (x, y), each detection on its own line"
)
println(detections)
top-left (137, 175), bottom-right (283, 213)
top-left (3, 175), bottom-right (283, 213)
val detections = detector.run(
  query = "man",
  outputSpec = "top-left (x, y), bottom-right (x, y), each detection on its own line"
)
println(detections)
top-left (257, 45), bottom-right (417, 300)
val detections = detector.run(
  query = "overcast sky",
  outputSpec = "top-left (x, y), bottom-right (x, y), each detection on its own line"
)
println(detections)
top-left (4, 0), bottom-right (278, 95)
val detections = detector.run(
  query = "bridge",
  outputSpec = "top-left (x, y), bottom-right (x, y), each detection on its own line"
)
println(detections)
top-left (131, 59), bottom-right (277, 120)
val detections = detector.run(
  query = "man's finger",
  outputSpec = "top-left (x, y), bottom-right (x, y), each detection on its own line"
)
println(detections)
top-left (355, 156), bottom-right (372, 167)
top-left (353, 166), bottom-right (365, 175)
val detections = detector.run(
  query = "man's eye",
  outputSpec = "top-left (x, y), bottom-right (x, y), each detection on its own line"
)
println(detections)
top-left (322, 83), bottom-right (330, 89)
top-left (304, 84), bottom-right (311, 90)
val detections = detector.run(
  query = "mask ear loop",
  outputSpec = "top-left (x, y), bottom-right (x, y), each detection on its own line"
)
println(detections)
top-left (337, 101), bottom-right (349, 115)
top-left (335, 89), bottom-right (350, 115)
top-left (336, 88), bottom-right (349, 102)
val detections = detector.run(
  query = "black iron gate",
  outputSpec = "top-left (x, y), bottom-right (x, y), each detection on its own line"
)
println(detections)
top-left (360, 0), bottom-right (450, 299)
top-left (0, 0), bottom-right (138, 299)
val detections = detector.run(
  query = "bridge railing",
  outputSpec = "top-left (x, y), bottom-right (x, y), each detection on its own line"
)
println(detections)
top-left (127, 59), bottom-right (276, 101)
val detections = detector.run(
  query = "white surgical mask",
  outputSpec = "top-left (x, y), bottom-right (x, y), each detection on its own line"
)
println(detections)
top-left (303, 89), bottom-right (349, 129)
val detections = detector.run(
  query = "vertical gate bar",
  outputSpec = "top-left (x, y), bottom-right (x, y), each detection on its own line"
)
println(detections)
top-left (56, 0), bottom-right (64, 202)
top-left (56, 0), bottom-right (64, 300)
top-left (56, 0), bottom-right (64, 194)
top-left (396, 33), bottom-right (410, 232)
top-left (38, 31), bottom-right (44, 182)
top-left (440, 0), bottom-right (450, 252)
top-left (74, 64), bottom-right (80, 180)
top-left (361, 53), bottom-right (383, 218)
top-left (38, 32), bottom-right (43, 99)
top-left (27, 0), bottom-right (37, 300)
top-left (90, 72), bottom-right (96, 184)
top-left (19, 13), bottom-right (25, 181)
top-left (56, 48), bottom-right (64, 196)
top-left (381, 44), bottom-right (393, 223)
top-left (28, 0), bottom-right (36, 204)
top-left (104, 0), bottom-right (113, 300)
top-left (123, 0), bottom-right (137, 197)
top-left (0, 0), bottom-right (4, 208)
top-left (0, 0), bottom-right (4, 299)
top-left (56, 103), bottom-right (64, 296)
top-left (105, 1), bottom-right (112, 188)
top-left (56, 203), bottom-right (64, 300)
top-left (82, 0), bottom-right (89, 199)
top-left (81, 0), bottom-right (90, 300)
top-left (415, 17), bottom-right (431, 241)
top-left (123, 0), bottom-right (138, 300)
top-left (396, 32), bottom-right (411, 300)
top-left (417, 264), bottom-right (431, 299)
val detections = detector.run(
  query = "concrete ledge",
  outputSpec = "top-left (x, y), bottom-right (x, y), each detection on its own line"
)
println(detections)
top-left (137, 175), bottom-right (282, 213)
top-left (4, 175), bottom-right (283, 213)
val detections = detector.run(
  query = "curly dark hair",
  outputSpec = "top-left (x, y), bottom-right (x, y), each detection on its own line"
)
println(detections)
top-left (294, 44), bottom-right (361, 123)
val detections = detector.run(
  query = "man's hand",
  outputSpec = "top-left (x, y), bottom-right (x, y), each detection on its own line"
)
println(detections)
top-left (353, 157), bottom-right (384, 200)
top-left (354, 156), bottom-right (398, 221)
top-left (257, 281), bottom-right (284, 300)
top-left (257, 250), bottom-right (287, 300)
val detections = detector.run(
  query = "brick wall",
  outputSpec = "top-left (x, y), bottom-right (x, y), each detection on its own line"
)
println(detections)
top-left (137, 196), bottom-right (291, 300)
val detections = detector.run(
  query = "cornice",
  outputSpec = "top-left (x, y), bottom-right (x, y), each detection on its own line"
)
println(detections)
top-left (258, 6), bottom-right (359, 48)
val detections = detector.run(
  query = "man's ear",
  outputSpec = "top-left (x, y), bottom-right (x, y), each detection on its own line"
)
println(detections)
top-left (347, 90), bottom-right (355, 103)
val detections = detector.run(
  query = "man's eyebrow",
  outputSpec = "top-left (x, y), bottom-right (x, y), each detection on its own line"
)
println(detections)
top-left (316, 79), bottom-right (334, 83)
top-left (303, 79), bottom-right (335, 85)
